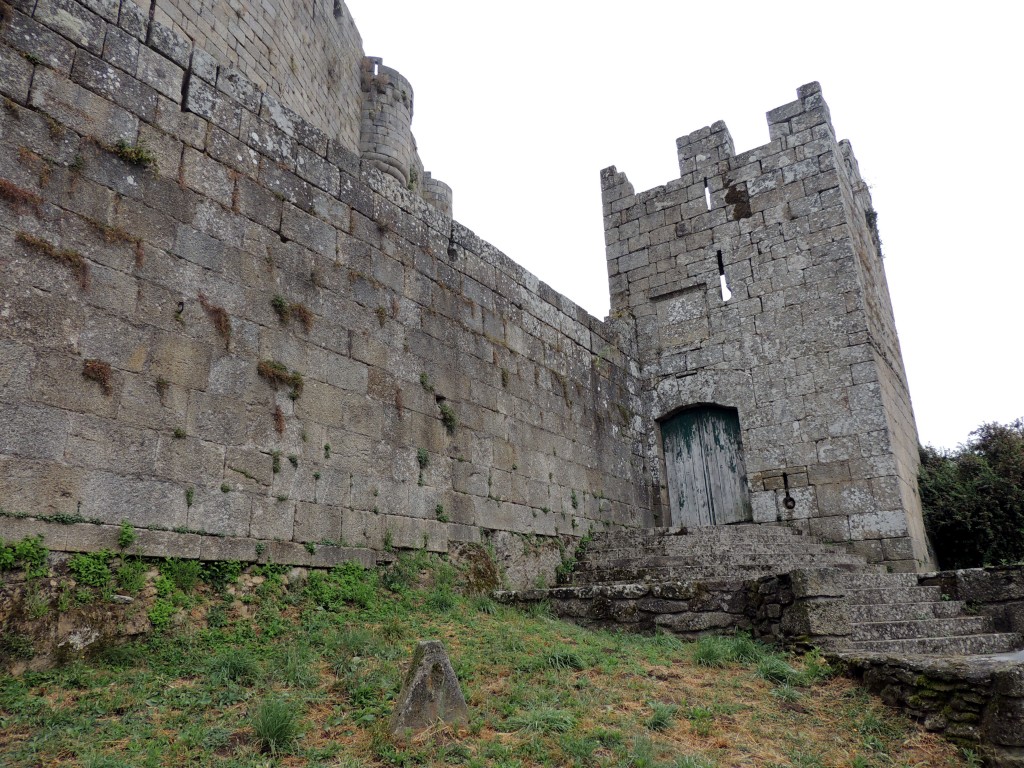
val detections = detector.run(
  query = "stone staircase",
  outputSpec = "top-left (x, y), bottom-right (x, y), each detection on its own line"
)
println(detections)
top-left (837, 571), bottom-right (1020, 655)
top-left (567, 524), bottom-right (868, 586)
top-left (540, 525), bottom-right (1024, 657)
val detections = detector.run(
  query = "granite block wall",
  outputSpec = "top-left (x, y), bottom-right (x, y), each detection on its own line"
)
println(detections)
top-left (0, 0), bottom-right (652, 574)
top-left (601, 83), bottom-right (932, 571)
top-left (144, 0), bottom-right (365, 154)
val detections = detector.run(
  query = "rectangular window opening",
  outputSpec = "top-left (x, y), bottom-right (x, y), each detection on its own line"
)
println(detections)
top-left (717, 250), bottom-right (732, 302)
top-left (704, 178), bottom-right (711, 210)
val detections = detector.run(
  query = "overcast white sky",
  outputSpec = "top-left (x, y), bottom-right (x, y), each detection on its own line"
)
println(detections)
top-left (345, 1), bottom-right (1022, 452)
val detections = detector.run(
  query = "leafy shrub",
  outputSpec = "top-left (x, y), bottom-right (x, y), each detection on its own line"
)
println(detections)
top-left (379, 550), bottom-right (430, 593)
top-left (148, 599), bottom-right (176, 632)
top-left (115, 558), bottom-right (146, 594)
top-left (69, 551), bottom-right (113, 589)
top-left (0, 535), bottom-right (49, 579)
top-left (117, 521), bottom-right (135, 550)
top-left (920, 419), bottom-right (1024, 568)
top-left (203, 560), bottom-right (242, 590)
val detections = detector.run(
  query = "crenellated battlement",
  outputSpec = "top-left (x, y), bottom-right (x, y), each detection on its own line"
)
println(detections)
top-left (601, 82), bottom-right (930, 571)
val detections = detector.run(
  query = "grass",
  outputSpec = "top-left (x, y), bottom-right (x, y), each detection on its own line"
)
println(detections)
top-left (0, 551), bottom-right (971, 767)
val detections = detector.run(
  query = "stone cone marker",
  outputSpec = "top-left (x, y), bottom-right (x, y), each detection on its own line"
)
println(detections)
top-left (389, 640), bottom-right (469, 738)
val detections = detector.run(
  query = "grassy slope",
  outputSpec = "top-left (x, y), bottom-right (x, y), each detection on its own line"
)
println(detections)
top-left (0, 552), bottom-right (972, 768)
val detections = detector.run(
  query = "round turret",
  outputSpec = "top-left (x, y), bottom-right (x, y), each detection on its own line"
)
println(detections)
top-left (358, 56), bottom-right (416, 188)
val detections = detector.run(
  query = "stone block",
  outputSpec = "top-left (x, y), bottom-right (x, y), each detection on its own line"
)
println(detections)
top-left (134, 527), bottom-right (202, 559)
top-left (81, 471), bottom-right (185, 529)
top-left (187, 488), bottom-right (252, 537)
top-left (849, 509), bottom-right (909, 541)
top-left (293, 501), bottom-right (341, 543)
top-left (192, 535), bottom-right (253, 562)
top-left (307, 545), bottom-right (375, 569)
top-left (389, 641), bottom-right (469, 738)
top-left (117, 0), bottom-right (148, 42)
top-left (341, 509), bottom-right (385, 550)
top-left (34, 0), bottom-right (106, 55)
top-left (100, 24), bottom-right (139, 74)
top-left (654, 611), bottom-right (735, 632)
top-left (2, 9), bottom-right (77, 74)
top-left (383, 514), bottom-right (448, 552)
top-left (0, 516), bottom-right (70, 551)
top-left (64, 413), bottom-right (161, 475)
top-left (136, 46), bottom-right (184, 102)
top-left (147, 18), bottom-right (191, 68)
top-left (148, 331), bottom-right (211, 390)
top-left (71, 48), bottom-right (158, 122)
top-left (0, 404), bottom-right (70, 459)
top-left (0, 42), bottom-right (33, 103)
top-left (779, 597), bottom-right (851, 638)
top-left (30, 66), bottom-right (138, 146)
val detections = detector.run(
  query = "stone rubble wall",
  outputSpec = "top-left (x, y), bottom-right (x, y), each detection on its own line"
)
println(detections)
top-left (841, 654), bottom-right (1024, 767)
top-left (494, 573), bottom-right (811, 643)
top-left (0, 0), bottom-right (652, 578)
top-left (600, 83), bottom-right (931, 571)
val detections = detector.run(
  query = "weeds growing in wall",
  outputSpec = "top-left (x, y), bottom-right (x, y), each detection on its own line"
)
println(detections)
top-left (82, 359), bottom-right (113, 395)
top-left (198, 293), bottom-right (232, 347)
top-left (0, 178), bottom-right (42, 214)
top-left (16, 232), bottom-right (89, 289)
top-left (257, 360), bottom-right (304, 399)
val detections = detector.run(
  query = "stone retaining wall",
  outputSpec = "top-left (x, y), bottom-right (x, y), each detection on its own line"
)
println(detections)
top-left (840, 654), bottom-right (1024, 767)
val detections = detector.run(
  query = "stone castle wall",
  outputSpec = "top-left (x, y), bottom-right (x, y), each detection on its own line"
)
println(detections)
top-left (148, 0), bottom-right (365, 154)
top-left (0, 0), bottom-right (652, 574)
top-left (0, 0), bottom-right (932, 573)
top-left (601, 83), bottom-right (931, 571)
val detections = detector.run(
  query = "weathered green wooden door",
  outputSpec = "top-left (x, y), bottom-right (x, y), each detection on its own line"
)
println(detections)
top-left (661, 406), bottom-right (751, 527)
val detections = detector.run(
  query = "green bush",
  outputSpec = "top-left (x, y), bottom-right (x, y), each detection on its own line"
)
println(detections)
top-left (115, 558), bottom-right (146, 594)
top-left (305, 561), bottom-right (377, 609)
top-left (148, 599), bottom-right (176, 632)
top-left (161, 558), bottom-right (203, 593)
top-left (0, 535), bottom-right (49, 579)
top-left (69, 551), bottom-right (113, 589)
top-left (920, 419), bottom-right (1024, 568)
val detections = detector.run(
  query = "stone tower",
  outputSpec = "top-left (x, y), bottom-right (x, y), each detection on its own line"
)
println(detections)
top-left (602, 83), bottom-right (932, 572)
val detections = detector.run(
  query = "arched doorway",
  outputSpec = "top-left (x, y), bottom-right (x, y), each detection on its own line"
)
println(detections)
top-left (660, 405), bottom-right (752, 527)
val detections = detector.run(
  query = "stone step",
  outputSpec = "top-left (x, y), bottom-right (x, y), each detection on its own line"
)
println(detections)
top-left (851, 616), bottom-right (992, 641)
top-left (586, 526), bottom-right (801, 547)
top-left (846, 585), bottom-right (944, 604)
top-left (847, 600), bottom-right (966, 623)
top-left (575, 552), bottom-right (867, 572)
top-left (581, 542), bottom-right (852, 560)
top-left (845, 633), bottom-right (1023, 656)
top-left (819, 572), bottom-right (921, 589)
top-left (567, 560), bottom-right (865, 585)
